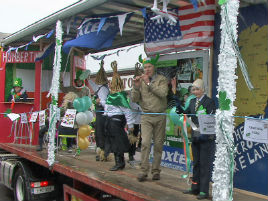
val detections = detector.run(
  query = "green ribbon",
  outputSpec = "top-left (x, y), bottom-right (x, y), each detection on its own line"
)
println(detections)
top-left (181, 114), bottom-right (192, 181)
top-left (106, 91), bottom-right (130, 109)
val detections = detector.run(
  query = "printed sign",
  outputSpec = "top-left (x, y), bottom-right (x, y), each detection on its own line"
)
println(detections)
top-left (198, 115), bottom-right (216, 134)
top-left (61, 109), bottom-right (76, 128)
top-left (20, 113), bottom-right (28, 124)
top-left (39, 110), bottom-right (46, 126)
top-left (243, 118), bottom-right (268, 144)
top-left (1, 51), bottom-right (40, 63)
top-left (29, 112), bottom-right (38, 122)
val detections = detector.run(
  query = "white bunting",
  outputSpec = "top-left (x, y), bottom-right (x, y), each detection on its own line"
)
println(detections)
top-left (118, 13), bottom-right (127, 36)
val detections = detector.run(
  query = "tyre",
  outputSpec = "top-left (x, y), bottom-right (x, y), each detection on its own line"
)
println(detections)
top-left (13, 169), bottom-right (28, 201)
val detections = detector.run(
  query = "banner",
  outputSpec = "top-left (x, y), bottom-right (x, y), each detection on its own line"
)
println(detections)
top-left (63, 14), bottom-right (132, 53)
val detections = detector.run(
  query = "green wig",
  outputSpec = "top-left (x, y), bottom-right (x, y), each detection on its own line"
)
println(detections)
top-left (138, 54), bottom-right (159, 66)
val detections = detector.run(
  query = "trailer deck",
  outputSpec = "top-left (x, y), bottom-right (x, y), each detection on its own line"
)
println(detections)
top-left (0, 143), bottom-right (266, 201)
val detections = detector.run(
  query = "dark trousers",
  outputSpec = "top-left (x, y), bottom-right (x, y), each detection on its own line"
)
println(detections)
top-left (129, 124), bottom-right (140, 156)
top-left (191, 139), bottom-right (215, 194)
top-left (38, 126), bottom-right (48, 148)
top-left (95, 112), bottom-right (106, 149)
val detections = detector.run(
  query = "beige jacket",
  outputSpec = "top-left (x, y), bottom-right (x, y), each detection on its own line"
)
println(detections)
top-left (131, 74), bottom-right (168, 113)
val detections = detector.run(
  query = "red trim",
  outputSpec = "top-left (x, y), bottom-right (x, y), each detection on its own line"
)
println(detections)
top-left (0, 52), bottom-right (6, 102)
top-left (0, 143), bottom-right (156, 201)
top-left (33, 61), bottom-right (42, 145)
top-left (64, 184), bottom-right (98, 201)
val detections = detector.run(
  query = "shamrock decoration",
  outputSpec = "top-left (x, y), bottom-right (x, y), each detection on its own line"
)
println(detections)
top-left (218, 0), bottom-right (228, 5)
top-left (219, 91), bottom-right (231, 111)
top-left (52, 96), bottom-right (57, 105)
top-left (4, 108), bottom-right (12, 118)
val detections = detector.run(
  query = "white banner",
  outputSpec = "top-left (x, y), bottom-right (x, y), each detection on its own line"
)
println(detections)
top-left (20, 113), bottom-right (28, 124)
top-left (243, 118), bottom-right (268, 144)
top-left (29, 112), bottom-right (38, 122)
top-left (39, 110), bottom-right (46, 126)
top-left (61, 109), bottom-right (76, 128)
top-left (7, 113), bottom-right (20, 122)
top-left (198, 114), bottom-right (216, 134)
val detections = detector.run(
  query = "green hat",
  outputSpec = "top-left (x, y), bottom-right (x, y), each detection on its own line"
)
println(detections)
top-left (75, 70), bottom-right (83, 81)
top-left (138, 54), bottom-right (159, 66)
top-left (13, 78), bottom-right (22, 87)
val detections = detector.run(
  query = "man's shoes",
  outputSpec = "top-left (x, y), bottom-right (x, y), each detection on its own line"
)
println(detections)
top-left (137, 173), bottom-right (147, 182)
top-left (183, 189), bottom-right (199, 195)
top-left (152, 173), bottom-right (160, 180)
top-left (197, 192), bottom-right (209, 200)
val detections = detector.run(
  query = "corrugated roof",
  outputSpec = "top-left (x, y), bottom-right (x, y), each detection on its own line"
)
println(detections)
top-left (1, 0), bottom-right (266, 53)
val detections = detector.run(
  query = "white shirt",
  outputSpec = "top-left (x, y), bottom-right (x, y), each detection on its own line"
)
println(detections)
top-left (129, 101), bottom-right (142, 124)
top-left (89, 80), bottom-right (109, 108)
top-left (105, 104), bottom-right (134, 128)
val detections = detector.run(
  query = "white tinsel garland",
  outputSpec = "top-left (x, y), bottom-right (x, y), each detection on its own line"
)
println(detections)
top-left (212, 0), bottom-right (239, 201)
top-left (47, 20), bottom-right (63, 167)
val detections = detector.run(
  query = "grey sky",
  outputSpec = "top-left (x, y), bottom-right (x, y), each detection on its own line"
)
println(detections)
top-left (0, 0), bottom-right (79, 34)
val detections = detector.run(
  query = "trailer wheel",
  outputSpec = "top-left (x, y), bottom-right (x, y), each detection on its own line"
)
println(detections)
top-left (13, 169), bottom-right (28, 201)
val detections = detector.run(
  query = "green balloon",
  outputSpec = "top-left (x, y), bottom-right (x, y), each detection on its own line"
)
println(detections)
top-left (81, 96), bottom-right (92, 111)
top-left (169, 107), bottom-right (183, 126)
top-left (73, 98), bottom-right (84, 112)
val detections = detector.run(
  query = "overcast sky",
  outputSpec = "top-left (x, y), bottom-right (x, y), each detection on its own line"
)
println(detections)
top-left (0, 0), bottom-right (79, 33)
top-left (0, 0), bottom-right (145, 71)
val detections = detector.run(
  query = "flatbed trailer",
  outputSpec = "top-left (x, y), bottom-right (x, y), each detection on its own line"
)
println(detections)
top-left (0, 143), bottom-right (267, 201)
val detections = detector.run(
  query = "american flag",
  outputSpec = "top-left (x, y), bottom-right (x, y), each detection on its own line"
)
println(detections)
top-left (144, 0), bottom-right (215, 55)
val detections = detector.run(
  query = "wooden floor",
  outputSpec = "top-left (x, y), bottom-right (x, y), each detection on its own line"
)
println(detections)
top-left (0, 143), bottom-right (267, 201)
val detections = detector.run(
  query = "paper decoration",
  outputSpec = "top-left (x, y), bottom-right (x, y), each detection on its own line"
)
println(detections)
top-left (212, 1), bottom-right (239, 200)
top-left (151, 0), bottom-right (177, 25)
top-left (7, 113), bottom-right (20, 121)
top-left (61, 109), bottom-right (76, 128)
top-left (39, 110), bottom-right (46, 126)
top-left (7, 29), bottom-right (54, 53)
top-left (118, 14), bottom-right (127, 36)
top-left (198, 115), bottom-right (216, 134)
top-left (29, 112), bottom-right (38, 123)
top-left (47, 21), bottom-right (63, 167)
top-left (243, 118), bottom-right (268, 144)
top-left (20, 113), bottom-right (28, 124)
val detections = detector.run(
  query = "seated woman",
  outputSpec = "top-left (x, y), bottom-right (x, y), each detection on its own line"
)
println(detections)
top-left (8, 78), bottom-right (28, 102)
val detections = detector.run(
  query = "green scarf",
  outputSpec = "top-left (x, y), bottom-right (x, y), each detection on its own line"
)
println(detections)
top-left (106, 91), bottom-right (130, 109)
